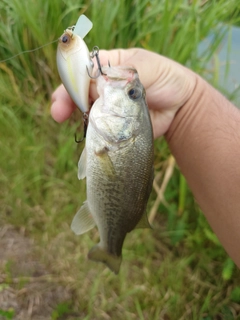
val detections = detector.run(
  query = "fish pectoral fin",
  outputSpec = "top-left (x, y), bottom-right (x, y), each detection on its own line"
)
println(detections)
top-left (71, 201), bottom-right (96, 235)
top-left (78, 147), bottom-right (87, 180)
top-left (95, 146), bottom-right (116, 179)
top-left (135, 213), bottom-right (152, 229)
top-left (88, 245), bottom-right (122, 275)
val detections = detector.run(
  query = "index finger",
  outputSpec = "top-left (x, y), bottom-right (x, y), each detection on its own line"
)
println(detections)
top-left (51, 84), bottom-right (77, 122)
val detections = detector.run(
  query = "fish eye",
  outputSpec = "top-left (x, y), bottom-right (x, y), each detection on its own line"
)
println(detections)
top-left (61, 34), bottom-right (71, 44)
top-left (127, 87), bottom-right (142, 100)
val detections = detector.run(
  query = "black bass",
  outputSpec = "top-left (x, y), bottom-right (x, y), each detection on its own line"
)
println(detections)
top-left (71, 66), bottom-right (154, 274)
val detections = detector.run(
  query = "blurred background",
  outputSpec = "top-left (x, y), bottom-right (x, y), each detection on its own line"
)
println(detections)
top-left (0, 0), bottom-right (240, 319)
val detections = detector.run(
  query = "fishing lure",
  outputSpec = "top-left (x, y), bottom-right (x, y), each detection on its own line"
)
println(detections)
top-left (56, 15), bottom-right (93, 113)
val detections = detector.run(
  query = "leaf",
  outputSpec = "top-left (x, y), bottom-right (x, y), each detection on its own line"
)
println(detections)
top-left (222, 258), bottom-right (235, 280)
top-left (230, 286), bottom-right (240, 303)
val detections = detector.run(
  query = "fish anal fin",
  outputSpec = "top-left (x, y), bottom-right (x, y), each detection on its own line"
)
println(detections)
top-left (71, 201), bottom-right (95, 235)
top-left (78, 147), bottom-right (87, 180)
top-left (135, 213), bottom-right (152, 229)
top-left (88, 245), bottom-right (122, 275)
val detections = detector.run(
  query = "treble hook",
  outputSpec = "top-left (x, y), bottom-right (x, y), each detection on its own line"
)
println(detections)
top-left (75, 112), bottom-right (89, 143)
top-left (86, 46), bottom-right (106, 79)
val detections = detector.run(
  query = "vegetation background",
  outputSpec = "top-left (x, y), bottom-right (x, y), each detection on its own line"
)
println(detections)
top-left (0, 0), bottom-right (240, 319)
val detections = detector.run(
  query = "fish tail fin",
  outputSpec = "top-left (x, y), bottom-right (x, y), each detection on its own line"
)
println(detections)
top-left (88, 245), bottom-right (122, 275)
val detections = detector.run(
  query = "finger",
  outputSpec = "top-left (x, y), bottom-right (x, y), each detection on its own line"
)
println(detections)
top-left (51, 84), bottom-right (76, 122)
top-left (98, 48), bottom-right (159, 88)
top-left (88, 49), bottom-right (128, 101)
top-left (89, 48), bottom-right (143, 101)
top-left (51, 48), bottom-right (162, 122)
top-left (51, 50), bottom-right (130, 115)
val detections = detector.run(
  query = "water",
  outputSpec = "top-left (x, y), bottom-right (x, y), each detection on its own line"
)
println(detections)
top-left (199, 25), bottom-right (240, 106)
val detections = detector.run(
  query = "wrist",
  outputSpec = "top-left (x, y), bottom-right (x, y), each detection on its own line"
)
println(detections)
top-left (164, 73), bottom-right (240, 266)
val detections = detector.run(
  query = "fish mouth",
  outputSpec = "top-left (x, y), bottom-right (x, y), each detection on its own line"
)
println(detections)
top-left (95, 66), bottom-right (140, 96)
top-left (101, 66), bottom-right (138, 83)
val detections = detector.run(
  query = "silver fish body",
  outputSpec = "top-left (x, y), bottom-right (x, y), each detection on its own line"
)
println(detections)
top-left (71, 66), bottom-right (154, 274)
top-left (56, 29), bottom-right (93, 113)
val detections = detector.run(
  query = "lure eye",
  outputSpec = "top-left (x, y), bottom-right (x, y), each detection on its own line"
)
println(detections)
top-left (61, 34), bottom-right (71, 44)
top-left (128, 87), bottom-right (142, 100)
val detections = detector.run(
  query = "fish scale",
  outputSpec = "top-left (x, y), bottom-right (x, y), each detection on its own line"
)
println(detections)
top-left (71, 66), bottom-right (154, 274)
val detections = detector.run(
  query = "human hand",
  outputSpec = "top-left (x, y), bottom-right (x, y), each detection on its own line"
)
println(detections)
top-left (51, 48), bottom-right (240, 268)
top-left (51, 48), bottom-right (197, 138)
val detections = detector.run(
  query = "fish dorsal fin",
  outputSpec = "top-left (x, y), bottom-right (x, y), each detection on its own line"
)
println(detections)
top-left (78, 147), bottom-right (87, 180)
top-left (71, 201), bottom-right (96, 235)
top-left (135, 213), bottom-right (152, 229)
top-left (73, 15), bottom-right (93, 39)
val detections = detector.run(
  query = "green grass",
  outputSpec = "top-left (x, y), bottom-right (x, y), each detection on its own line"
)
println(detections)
top-left (0, 0), bottom-right (240, 319)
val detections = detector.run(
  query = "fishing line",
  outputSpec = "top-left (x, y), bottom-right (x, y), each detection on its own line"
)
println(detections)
top-left (0, 39), bottom-right (59, 63)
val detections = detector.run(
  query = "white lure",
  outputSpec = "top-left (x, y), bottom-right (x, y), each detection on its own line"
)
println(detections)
top-left (56, 15), bottom-right (93, 113)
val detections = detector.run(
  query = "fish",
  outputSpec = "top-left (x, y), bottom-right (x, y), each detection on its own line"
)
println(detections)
top-left (71, 66), bottom-right (154, 274)
top-left (56, 27), bottom-right (93, 113)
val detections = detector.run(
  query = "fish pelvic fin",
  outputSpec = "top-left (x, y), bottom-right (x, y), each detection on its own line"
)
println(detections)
top-left (95, 146), bottom-right (117, 179)
top-left (88, 245), bottom-right (122, 275)
top-left (71, 201), bottom-right (96, 235)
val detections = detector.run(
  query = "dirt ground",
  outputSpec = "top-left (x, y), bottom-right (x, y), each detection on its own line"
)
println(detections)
top-left (0, 225), bottom-right (72, 320)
